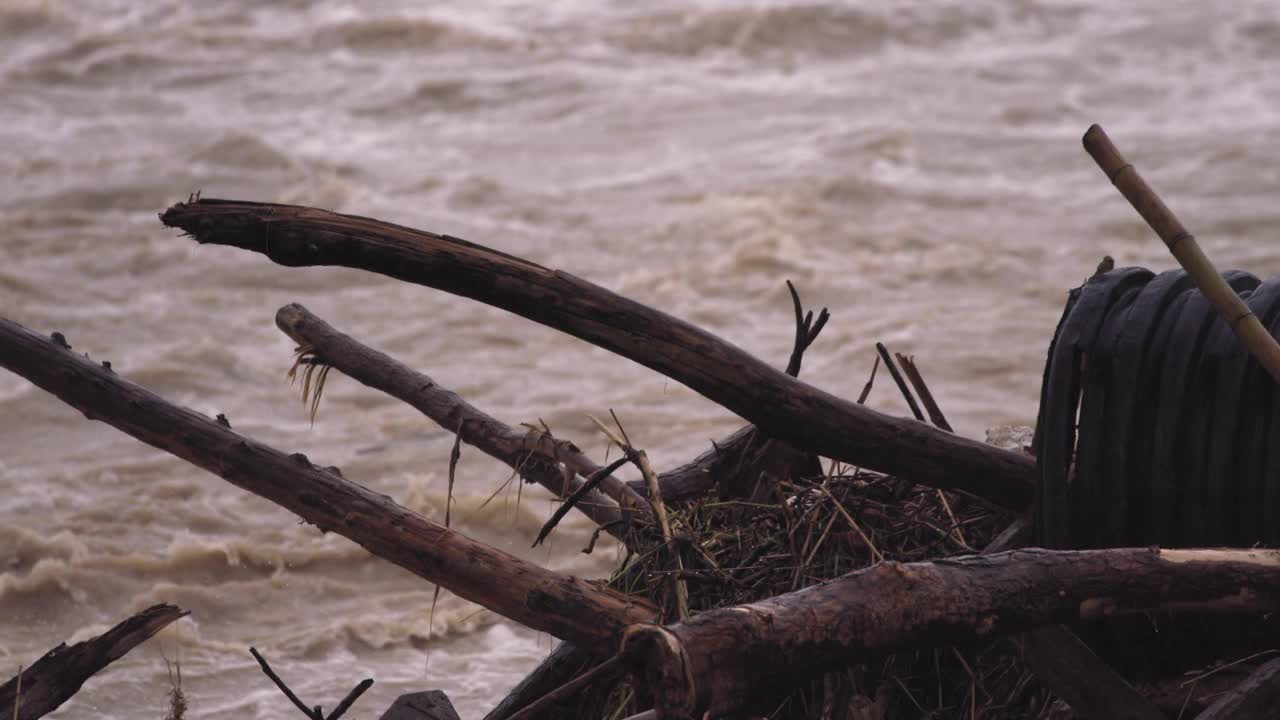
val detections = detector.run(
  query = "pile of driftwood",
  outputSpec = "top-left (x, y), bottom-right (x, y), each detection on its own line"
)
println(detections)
top-left (4, 127), bottom-right (1280, 719)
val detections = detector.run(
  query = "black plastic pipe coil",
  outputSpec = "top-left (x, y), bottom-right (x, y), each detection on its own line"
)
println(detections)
top-left (1034, 268), bottom-right (1280, 550)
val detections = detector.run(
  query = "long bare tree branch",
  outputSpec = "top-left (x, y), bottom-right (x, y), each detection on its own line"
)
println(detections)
top-left (160, 199), bottom-right (1034, 509)
top-left (274, 303), bottom-right (652, 542)
top-left (0, 317), bottom-right (655, 651)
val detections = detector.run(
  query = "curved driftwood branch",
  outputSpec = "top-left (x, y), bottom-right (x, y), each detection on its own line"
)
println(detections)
top-left (0, 317), bottom-right (655, 651)
top-left (0, 604), bottom-right (187, 720)
top-left (619, 547), bottom-right (1280, 719)
top-left (274, 303), bottom-right (652, 541)
top-left (160, 199), bottom-right (1035, 509)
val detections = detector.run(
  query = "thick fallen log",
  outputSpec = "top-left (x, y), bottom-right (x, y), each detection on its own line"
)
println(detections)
top-left (0, 604), bottom-right (187, 720)
top-left (0, 317), bottom-right (655, 651)
top-left (1195, 657), bottom-right (1280, 720)
top-left (160, 199), bottom-right (1035, 509)
top-left (618, 547), bottom-right (1280, 719)
top-left (274, 303), bottom-right (651, 540)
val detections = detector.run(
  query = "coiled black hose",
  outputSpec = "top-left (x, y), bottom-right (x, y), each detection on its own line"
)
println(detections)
top-left (1034, 267), bottom-right (1280, 550)
top-left (1033, 267), bottom-right (1280, 679)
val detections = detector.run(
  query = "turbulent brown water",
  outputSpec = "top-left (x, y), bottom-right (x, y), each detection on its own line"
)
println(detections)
top-left (3, 1), bottom-right (1279, 717)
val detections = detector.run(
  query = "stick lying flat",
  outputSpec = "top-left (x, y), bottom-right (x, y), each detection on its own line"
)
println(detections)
top-left (0, 604), bottom-right (187, 720)
top-left (275, 303), bottom-right (650, 542)
top-left (160, 199), bottom-right (1035, 509)
top-left (0, 317), bottom-right (655, 651)
top-left (620, 547), bottom-right (1280, 719)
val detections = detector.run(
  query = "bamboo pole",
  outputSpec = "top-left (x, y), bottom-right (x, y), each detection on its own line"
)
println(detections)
top-left (1082, 124), bottom-right (1280, 384)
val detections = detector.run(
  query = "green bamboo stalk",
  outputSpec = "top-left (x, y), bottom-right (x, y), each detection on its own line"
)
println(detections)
top-left (1082, 124), bottom-right (1280, 385)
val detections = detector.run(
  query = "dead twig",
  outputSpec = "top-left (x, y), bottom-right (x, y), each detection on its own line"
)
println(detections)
top-left (249, 648), bottom-right (372, 720)
top-left (250, 648), bottom-right (320, 720)
top-left (857, 354), bottom-right (880, 405)
top-left (875, 343), bottom-right (925, 422)
top-left (534, 455), bottom-right (631, 547)
top-left (325, 679), bottom-right (374, 720)
top-left (785, 279), bottom-right (831, 377)
top-left (592, 412), bottom-right (690, 620)
top-left (895, 353), bottom-right (952, 432)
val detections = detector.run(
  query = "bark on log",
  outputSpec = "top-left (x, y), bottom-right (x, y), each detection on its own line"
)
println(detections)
top-left (0, 604), bottom-right (187, 720)
top-left (1194, 657), bottom-right (1280, 720)
top-left (160, 199), bottom-right (1035, 509)
top-left (618, 547), bottom-right (1280, 719)
top-left (0, 317), bottom-right (655, 651)
top-left (979, 518), bottom-right (1164, 720)
top-left (274, 303), bottom-right (651, 540)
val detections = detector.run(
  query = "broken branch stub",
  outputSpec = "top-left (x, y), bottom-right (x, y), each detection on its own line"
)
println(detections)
top-left (161, 199), bottom-right (1035, 509)
top-left (0, 604), bottom-right (187, 720)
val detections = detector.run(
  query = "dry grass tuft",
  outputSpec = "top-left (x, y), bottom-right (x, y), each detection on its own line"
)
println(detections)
top-left (164, 658), bottom-right (186, 720)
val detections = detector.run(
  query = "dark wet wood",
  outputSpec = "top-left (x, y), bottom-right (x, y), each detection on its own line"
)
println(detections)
top-left (981, 518), bottom-right (1164, 720)
top-left (0, 317), bottom-right (656, 651)
top-left (0, 604), bottom-right (187, 720)
top-left (634, 426), bottom-right (822, 503)
top-left (379, 691), bottom-right (461, 720)
top-left (275, 303), bottom-right (651, 541)
top-left (1022, 626), bottom-right (1164, 720)
top-left (1194, 658), bottom-right (1280, 720)
top-left (161, 199), bottom-right (1035, 509)
top-left (619, 547), bottom-right (1280, 719)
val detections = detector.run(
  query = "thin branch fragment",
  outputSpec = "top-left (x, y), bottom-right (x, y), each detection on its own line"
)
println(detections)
top-left (534, 455), bottom-right (631, 547)
top-left (325, 678), bottom-right (373, 720)
top-left (251, 648), bottom-right (320, 720)
top-left (857, 354), bottom-right (880, 405)
top-left (875, 342), bottom-right (925, 422)
top-left (591, 413), bottom-right (689, 619)
top-left (785, 280), bottom-right (830, 377)
top-left (895, 353), bottom-right (952, 432)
